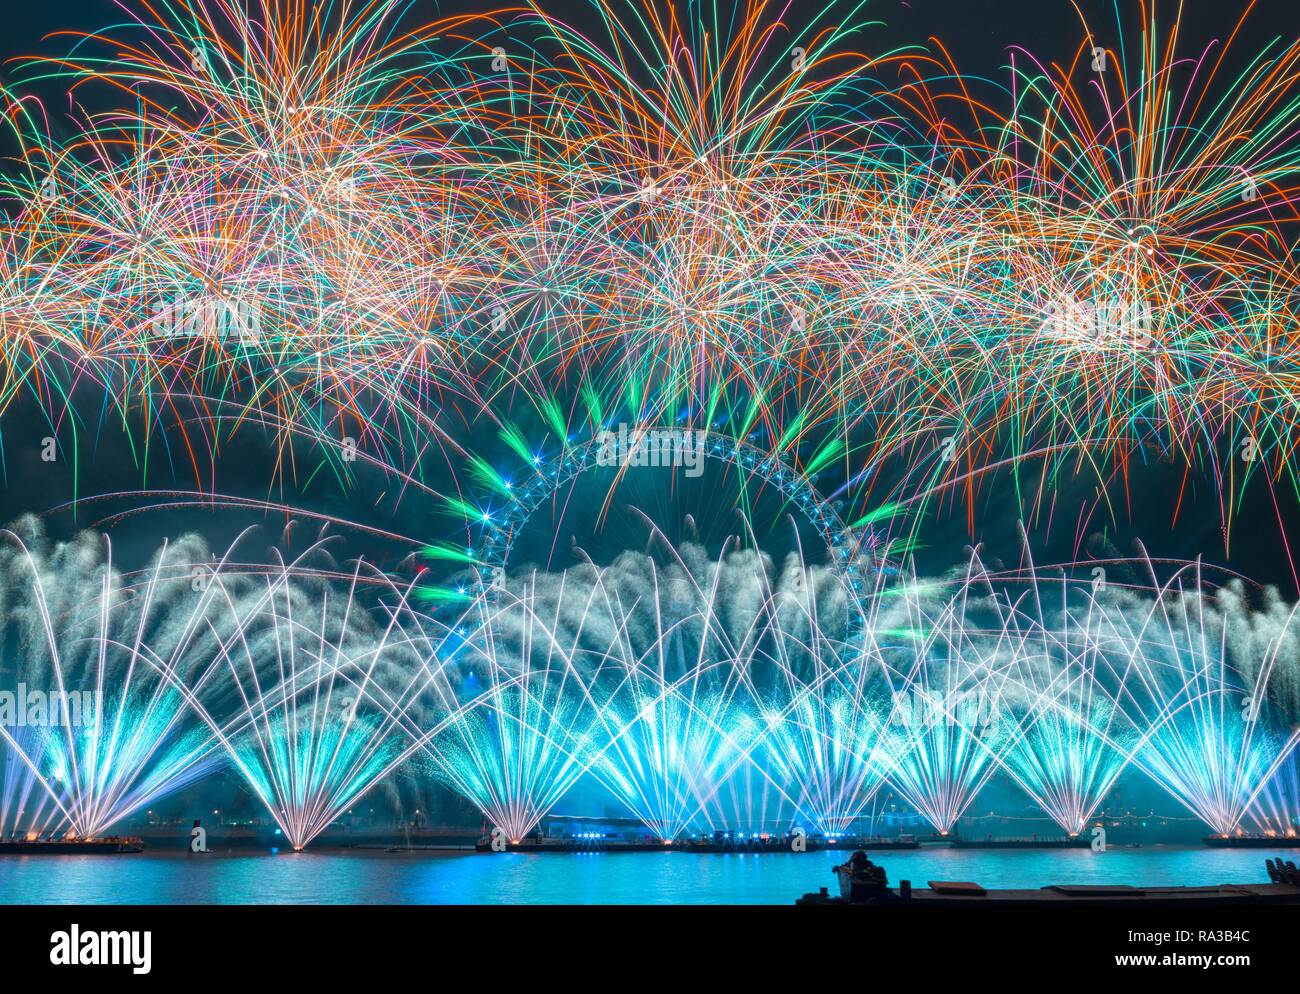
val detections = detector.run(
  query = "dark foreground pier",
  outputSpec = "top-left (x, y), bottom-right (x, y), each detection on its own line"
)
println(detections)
top-left (796, 852), bottom-right (1300, 906)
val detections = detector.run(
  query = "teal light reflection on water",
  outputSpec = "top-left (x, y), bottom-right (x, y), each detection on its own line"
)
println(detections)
top-left (0, 846), bottom-right (1285, 905)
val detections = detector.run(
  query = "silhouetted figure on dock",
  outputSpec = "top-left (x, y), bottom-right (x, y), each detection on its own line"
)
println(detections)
top-left (821, 850), bottom-right (893, 903)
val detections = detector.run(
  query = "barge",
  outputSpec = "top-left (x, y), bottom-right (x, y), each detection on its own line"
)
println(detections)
top-left (951, 836), bottom-right (1092, 850)
top-left (0, 837), bottom-right (144, 855)
top-left (1204, 834), bottom-right (1300, 848)
top-left (474, 833), bottom-right (921, 853)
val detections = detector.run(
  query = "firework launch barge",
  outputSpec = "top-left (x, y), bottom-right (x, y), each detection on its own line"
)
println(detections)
top-left (795, 852), bottom-right (1300, 906)
top-left (1204, 834), bottom-right (1300, 848)
top-left (474, 833), bottom-right (921, 853)
top-left (950, 836), bottom-right (1093, 849)
top-left (0, 837), bottom-right (143, 855)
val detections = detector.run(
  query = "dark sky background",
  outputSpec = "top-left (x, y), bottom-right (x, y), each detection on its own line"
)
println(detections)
top-left (0, 0), bottom-right (1296, 602)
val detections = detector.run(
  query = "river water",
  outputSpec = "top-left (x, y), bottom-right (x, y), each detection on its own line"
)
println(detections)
top-left (0, 845), bottom-right (1289, 904)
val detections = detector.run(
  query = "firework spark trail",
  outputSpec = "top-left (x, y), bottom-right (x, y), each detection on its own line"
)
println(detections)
top-left (0, 518), bottom-right (225, 840)
top-left (974, 556), bottom-right (1138, 837)
top-left (1250, 750), bottom-right (1300, 837)
top-left (869, 563), bottom-right (1031, 837)
top-left (1092, 558), bottom-right (1300, 837)
top-left (157, 543), bottom-right (471, 852)
top-left (417, 573), bottom-right (615, 842)
top-left (717, 525), bottom-right (894, 836)
top-left (582, 539), bottom-right (780, 840)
